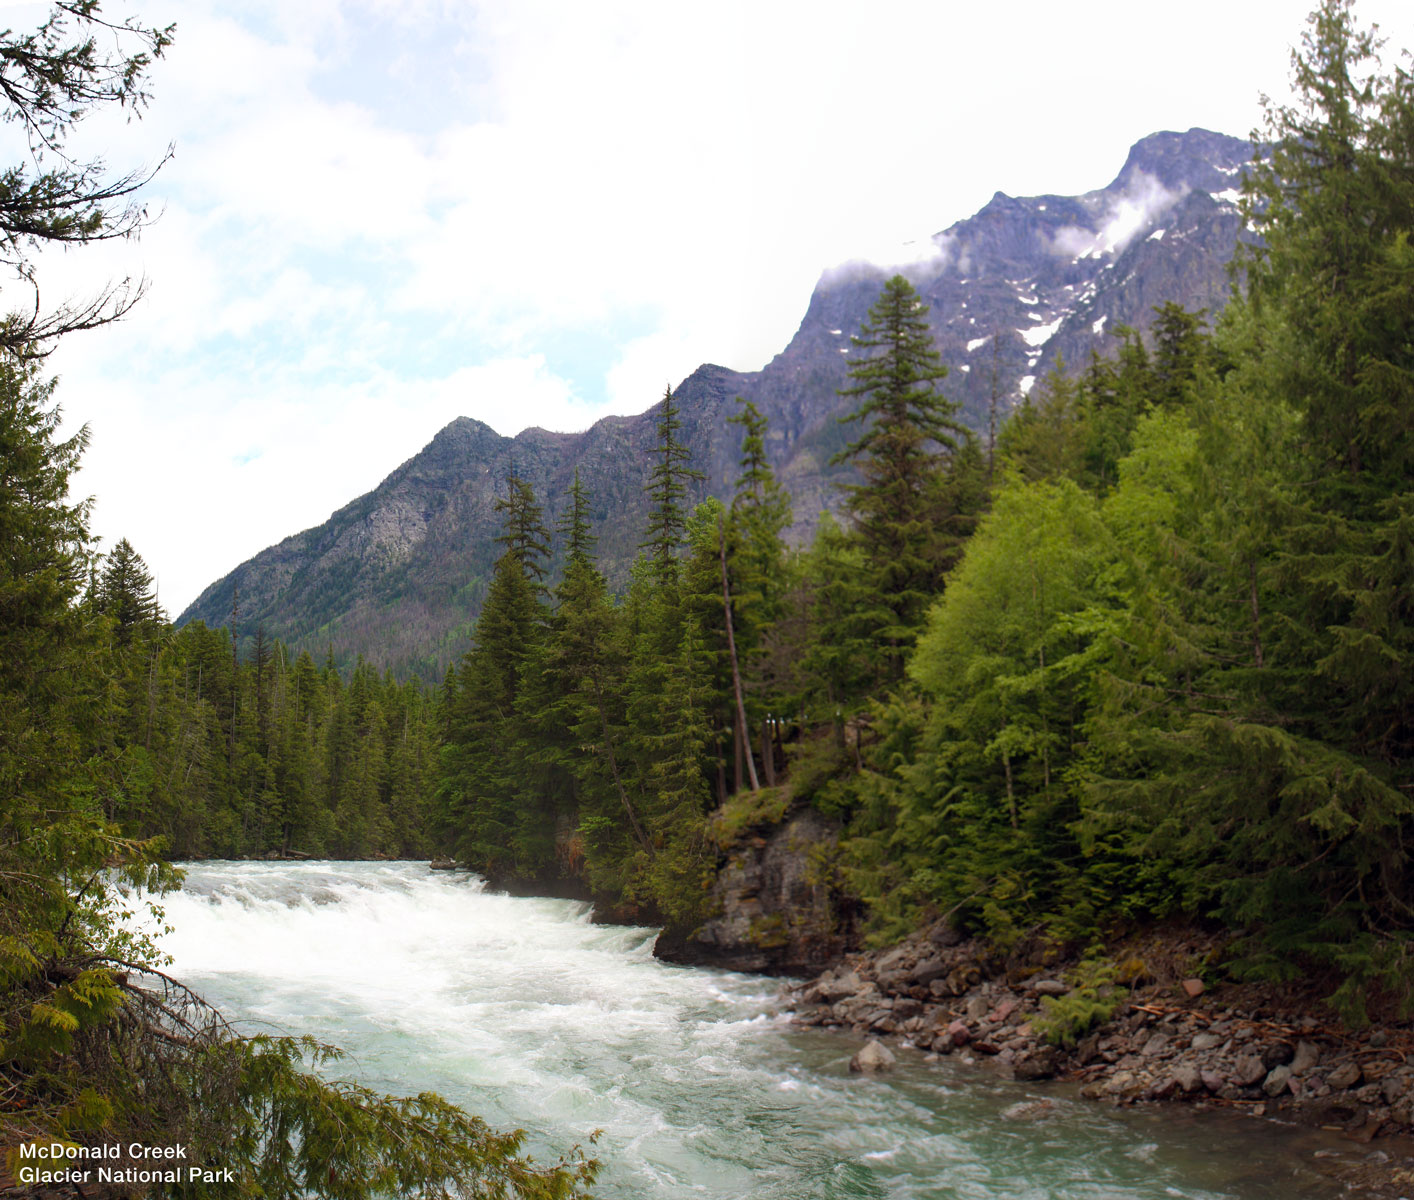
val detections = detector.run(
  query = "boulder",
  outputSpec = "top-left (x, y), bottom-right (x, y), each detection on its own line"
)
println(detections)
top-left (1263, 1065), bottom-right (1293, 1097)
top-left (849, 1039), bottom-right (896, 1074)
top-left (1029, 979), bottom-right (1068, 996)
top-left (1172, 1064), bottom-right (1203, 1094)
top-left (876, 947), bottom-right (910, 975)
top-left (946, 1019), bottom-right (971, 1046)
top-left (1190, 1032), bottom-right (1221, 1052)
top-left (964, 994), bottom-right (990, 1021)
top-left (1326, 1060), bottom-right (1362, 1090)
top-left (1140, 1033), bottom-right (1171, 1057)
top-left (1287, 1039), bottom-right (1319, 1075)
top-left (817, 970), bottom-right (864, 1003)
top-left (908, 957), bottom-right (951, 987)
top-left (892, 997), bottom-right (924, 1021)
top-left (1180, 978), bottom-right (1205, 999)
top-left (1014, 1047), bottom-right (1060, 1081)
top-left (1234, 1055), bottom-right (1268, 1087)
top-left (875, 970), bottom-right (911, 995)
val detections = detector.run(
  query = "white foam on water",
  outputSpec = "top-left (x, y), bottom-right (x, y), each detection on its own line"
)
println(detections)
top-left (141, 862), bottom-right (1346, 1200)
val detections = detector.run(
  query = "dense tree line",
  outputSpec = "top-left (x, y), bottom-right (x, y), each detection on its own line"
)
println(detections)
top-left (90, 560), bottom-right (438, 861)
top-left (438, 0), bottom-right (1414, 1020)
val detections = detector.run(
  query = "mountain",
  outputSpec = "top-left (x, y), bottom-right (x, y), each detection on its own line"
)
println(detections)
top-left (178, 128), bottom-right (1254, 679)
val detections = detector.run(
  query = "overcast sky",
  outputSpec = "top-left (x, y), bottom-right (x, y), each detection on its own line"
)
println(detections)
top-left (14, 0), bottom-right (1407, 613)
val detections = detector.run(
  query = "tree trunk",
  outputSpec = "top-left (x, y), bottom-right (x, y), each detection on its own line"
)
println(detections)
top-left (720, 514), bottom-right (759, 792)
top-left (761, 716), bottom-right (776, 787)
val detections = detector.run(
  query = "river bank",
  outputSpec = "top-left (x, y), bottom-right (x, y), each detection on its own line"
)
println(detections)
top-left (774, 921), bottom-right (1414, 1198)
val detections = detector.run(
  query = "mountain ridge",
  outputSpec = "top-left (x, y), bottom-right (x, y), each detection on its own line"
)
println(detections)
top-left (179, 127), bottom-right (1254, 679)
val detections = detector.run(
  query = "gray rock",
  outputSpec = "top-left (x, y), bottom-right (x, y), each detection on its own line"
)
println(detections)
top-left (1141, 1033), bottom-right (1171, 1057)
top-left (1326, 1061), bottom-right (1363, 1090)
top-left (1234, 1055), bottom-right (1268, 1086)
top-left (1029, 979), bottom-right (1069, 996)
top-left (876, 947), bottom-right (910, 975)
top-left (1190, 1032), bottom-right (1221, 1052)
top-left (908, 957), bottom-right (951, 987)
top-left (1200, 1068), bottom-right (1226, 1093)
top-left (817, 970), bottom-right (863, 1003)
top-left (849, 1039), bottom-right (897, 1073)
top-left (1369, 1030), bottom-right (1389, 1048)
top-left (1263, 1065), bottom-right (1293, 1097)
top-left (875, 970), bottom-right (911, 995)
top-left (964, 994), bottom-right (990, 1021)
top-left (1290, 1040), bottom-right (1320, 1075)
top-left (1172, 1064), bottom-right (1203, 1093)
top-left (1015, 1046), bottom-right (1060, 1081)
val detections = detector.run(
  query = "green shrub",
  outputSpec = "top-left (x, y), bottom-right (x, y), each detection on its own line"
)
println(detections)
top-left (1033, 960), bottom-right (1129, 1048)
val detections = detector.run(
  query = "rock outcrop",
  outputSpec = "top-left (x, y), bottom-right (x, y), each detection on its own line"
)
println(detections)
top-left (654, 805), bottom-right (856, 974)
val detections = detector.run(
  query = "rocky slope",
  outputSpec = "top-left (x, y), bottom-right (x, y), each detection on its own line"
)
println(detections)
top-left (179, 128), bottom-right (1254, 679)
top-left (781, 927), bottom-right (1414, 1195)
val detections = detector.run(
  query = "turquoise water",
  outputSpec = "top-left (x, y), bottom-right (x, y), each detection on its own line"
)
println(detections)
top-left (153, 861), bottom-right (1346, 1199)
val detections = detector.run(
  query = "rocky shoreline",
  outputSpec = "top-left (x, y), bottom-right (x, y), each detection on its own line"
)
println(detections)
top-left (780, 923), bottom-right (1414, 1197)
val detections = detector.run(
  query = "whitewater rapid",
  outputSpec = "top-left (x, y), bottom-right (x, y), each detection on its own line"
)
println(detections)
top-left (151, 861), bottom-right (1343, 1199)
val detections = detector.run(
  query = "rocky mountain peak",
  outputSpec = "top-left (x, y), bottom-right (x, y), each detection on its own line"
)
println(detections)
top-left (180, 128), bottom-right (1259, 679)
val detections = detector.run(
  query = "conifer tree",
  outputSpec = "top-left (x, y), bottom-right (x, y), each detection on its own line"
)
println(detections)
top-left (832, 274), bottom-right (974, 678)
top-left (641, 386), bottom-right (704, 587)
top-left (439, 477), bottom-right (550, 875)
top-left (97, 536), bottom-right (161, 642)
top-left (559, 467), bottom-right (596, 566)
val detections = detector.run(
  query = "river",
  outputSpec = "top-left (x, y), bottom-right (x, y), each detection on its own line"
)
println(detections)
top-left (153, 861), bottom-right (1347, 1199)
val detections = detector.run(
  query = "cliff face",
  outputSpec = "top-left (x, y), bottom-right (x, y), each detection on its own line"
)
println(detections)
top-left (179, 128), bottom-right (1254, 680)
top-left (653, 806), bottom-right (857, 976)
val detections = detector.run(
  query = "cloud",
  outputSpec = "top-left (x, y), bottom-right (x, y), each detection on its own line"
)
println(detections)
top-left (28, 0), bottom-right (1412, 618)
top-left (1050, 171), bottom-right (1188, 260)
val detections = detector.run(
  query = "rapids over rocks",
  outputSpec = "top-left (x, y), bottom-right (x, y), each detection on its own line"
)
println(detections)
top-left (155, 862), bottom-right (1347, 1199)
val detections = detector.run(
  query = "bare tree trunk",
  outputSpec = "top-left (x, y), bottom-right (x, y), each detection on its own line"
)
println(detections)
top-left (761, 716), bottom-right (776, 787)
top-left (719, 514), bottom-right (759, 792)
top-left (734, 712), bottom-right (745, 792)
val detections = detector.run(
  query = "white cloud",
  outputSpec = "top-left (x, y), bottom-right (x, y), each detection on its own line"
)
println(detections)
top-left (22, 0), bottom-right (1412, 614)
top-left (1050, 171), bottom-right (1187, 260)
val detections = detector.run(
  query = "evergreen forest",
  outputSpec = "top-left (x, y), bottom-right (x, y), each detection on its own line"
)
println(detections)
top-left (430, 0), bottom-right (1414, 1023)
top-left (3, 0), bottom-right (1413, 1194)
